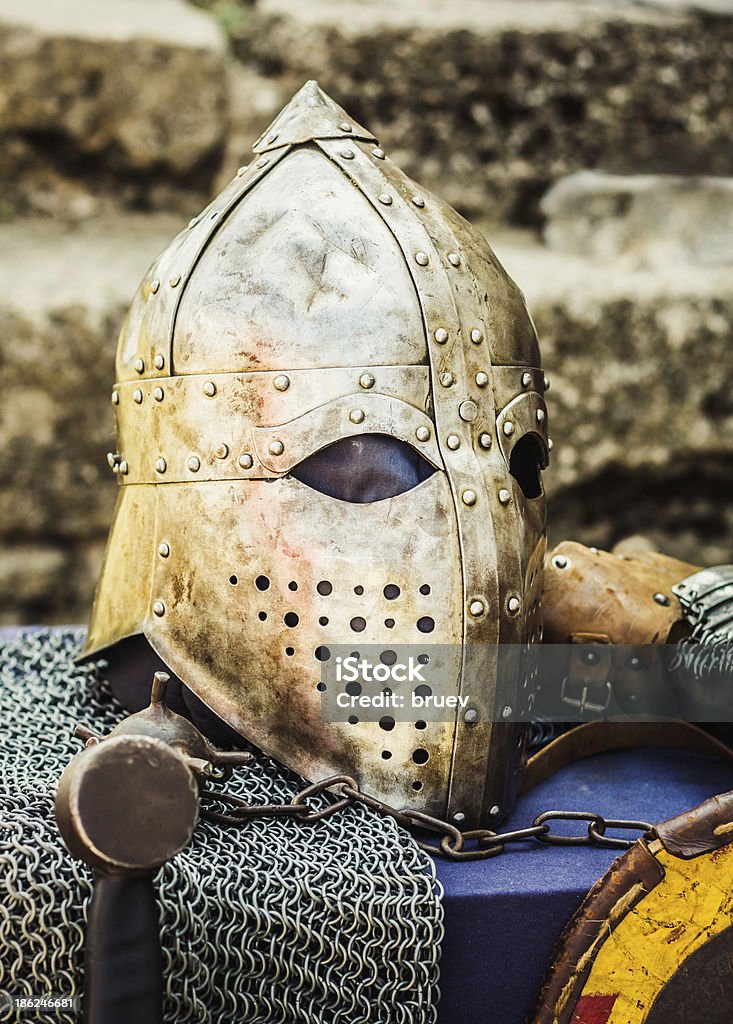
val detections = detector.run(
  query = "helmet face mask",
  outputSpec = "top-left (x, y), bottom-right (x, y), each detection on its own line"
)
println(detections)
top-left (86, 81), bottom-right (549, 827)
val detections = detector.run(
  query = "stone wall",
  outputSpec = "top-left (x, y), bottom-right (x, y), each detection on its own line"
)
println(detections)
top-left (1, 0), bottom-right (731, 624)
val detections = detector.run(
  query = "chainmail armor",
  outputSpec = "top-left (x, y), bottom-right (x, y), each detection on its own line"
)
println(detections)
top-left (0, 629), bottom-right (444, 1024)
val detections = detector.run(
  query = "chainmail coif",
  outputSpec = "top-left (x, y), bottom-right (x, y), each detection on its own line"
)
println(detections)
top-left (0, 629), bottom-right (444, 1024)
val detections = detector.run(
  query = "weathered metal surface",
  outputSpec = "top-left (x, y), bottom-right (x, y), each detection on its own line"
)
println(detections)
top-left (84, 80), bottom-right (548, 827)
top-left (55, 673), bottom-right (250, 874)
top-left (530, 790), bottom-right (733, 1024)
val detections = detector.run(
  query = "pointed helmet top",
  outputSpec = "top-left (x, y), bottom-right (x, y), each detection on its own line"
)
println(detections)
top-left (252, 80), bottom-right (377, 154)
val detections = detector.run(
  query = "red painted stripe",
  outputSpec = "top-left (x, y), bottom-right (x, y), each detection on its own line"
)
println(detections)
top-left (572, 993), bottom-right (618, 1024)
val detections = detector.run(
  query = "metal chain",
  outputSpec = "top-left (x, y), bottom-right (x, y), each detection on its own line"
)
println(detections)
top-left (200, 774), bottom-right (654, 862)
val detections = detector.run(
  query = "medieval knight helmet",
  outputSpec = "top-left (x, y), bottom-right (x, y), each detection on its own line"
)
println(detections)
top-left (85, 82), bottom-right (549, 827)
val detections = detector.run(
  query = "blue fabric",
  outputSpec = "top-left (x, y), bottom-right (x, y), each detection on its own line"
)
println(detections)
top-left (435, 748), bottom-right (733, 1024)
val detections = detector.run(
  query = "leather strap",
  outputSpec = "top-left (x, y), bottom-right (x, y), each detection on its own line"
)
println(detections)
top-left (521, 721), bottom-right (733, 794)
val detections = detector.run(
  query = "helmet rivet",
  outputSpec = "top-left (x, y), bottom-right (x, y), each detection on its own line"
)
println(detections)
top-left (111, 391), bottom-right (120, 405)
top-left (416, 425), bottom-right (431, 442)
top-left (503, 421), bottom-right (515, 436)
top-left (653, 592), bottom-right (671, 606)
top-left (133, 389), bottom-right (143, 404)
top-left (544, 375), bottom-right (551, 391)
top-left (448, 253), bottom-right (461, 266)
top-left (536, 409), bottom-right (546, 423)
top-left (188, 456), bottom-right (201, 472)
top-left (340, 148), bottom-right (355, 160)
top-left (154, 458), bottom-right (167, 474)
top-left (412, 196), bottom-right (425, 208)
top-left (479, 432), bottom-right (492, 449)
top-left (489, 804), bottom-right (501, 817)
top-left (153, 601), bottom-right (165, 617)
top-left (273, 374), bottom-right (290, 392)
top-left (340, 122), bottom-right (352, 132)
top-left (475, 371), bottom-right (489, 388)
top-left (548, 437), bottom-right (554, 452)
top-left (459, 400), bottom-right (478, 422)
top-left (134, 357), bottom-right (145, 374)
top-left (269, 440), bottom-right (285, 456)
top-left (439, 372), bottom-right (454, 388)
top-left (462, 489), bottom-right (477, 506)
top-left (266, 131), bottom-right (278, 143)
top-left (106, 451), bottom-right (120, 470)
top-left (502, 705), bottom-right (513, 718)
top-left (169, 275), bottom-right (181, 288)
top-left (203, 382), bottom-right (217, 397)
top-left (446, 434), bottom-right (461, 450)
top-left (464, 708), bottom-right (478, 724)
top-left (236, 166), bottom-right (248, 178)
top-left (469, 599), bottom-right (485, 617)
top-left (372, 147), bottom-right (385, 159)
top-left (349, 409), bottom-right (365, 424)
top-left (522, 371), bottom-right (532, 388)
top-left (453, 811), bottom-right (465, 823)
top-left (378, 193), bottom-right (393, 205)
top-left (498, 488), bottom-right (512, 505)
top-left (507, 596), bottom-right (521, 615)
top-left (470, 329), bottom-right (483, 344)
top-left (256, 157), bottom-right (268, 168)
top-left (154, 354), bottom-right (165, 370)
top-left (415, 251), bottom-right (429, 266)
top-left (153, 387), bottom-right (164, 402)
top-left (150, 279), bottom-right (160, 294)
top-left (434, 327), bottom-right (448, 344)
top-left (214, 443), bottom-right (229, 460)
top-left (552, 555), bottom-right (569, 570)
top-left (188, 215), bottom-right (201, 227)
top-left (119, 460), bottom-right (129, 475)
top-left (359, 372), bottom-right (375, 389)
top-left (238, 453), bottom-right (254, 469)
top-left (158, 543), bottom-right (170, 558)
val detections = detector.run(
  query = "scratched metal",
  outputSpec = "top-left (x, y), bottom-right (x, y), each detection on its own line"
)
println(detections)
top-left (86, 81), bottom-right (549, 827)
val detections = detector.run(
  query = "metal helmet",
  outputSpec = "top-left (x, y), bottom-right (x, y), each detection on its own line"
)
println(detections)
top-left (85, 82), bottom-right (549, 827)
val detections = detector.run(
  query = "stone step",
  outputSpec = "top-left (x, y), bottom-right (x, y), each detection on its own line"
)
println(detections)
top-left (0, 212), bottom-right (730, 623)
top-left (0, 0), bottom-right (228, 218)
top-left (236, 0), bottom-right (733, 225)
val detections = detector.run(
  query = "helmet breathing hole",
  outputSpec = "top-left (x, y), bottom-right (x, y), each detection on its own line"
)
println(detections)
top-left (379, 716), bottom-right (395, 731)
top-left (412, 748), bottom-right (429, 765)
top-left (284, 612), bottom-right (299, 627)
top-left (412, 781), bottom-right (423, 792)
top-left (348, 715), bottom-right (359, 725)
top-left (350, 651), bottom-right (360, 660)
top-left (415, 720), bottom-right (427, 730)
top-left (288, 581), bottom-right (298, 591)
top-left (258, 611), bottom-right (267, 621)
top-left (419, 584), bottom-right (431, 595)
top-left (381, 750), bottom-right (392, 760)
top-left (317, 580), bottom-right (333, 596)
top-left (418, 653), bottom-right (430, 665)
top-left (316, 682), bottom-right (327, 692)
top-left (380, 650), bottom-right (397, 666)
top-left (350, 617), bottom-right (367, 633)
top-left (319, 616), bottom-right (329, 626)
top-left (384, 584), bottom-right (400, 600)
top-left (414, 684), bottom-right (432, 699)
top-left (255, 575), bottom-right (270, 591)
top-left (345, 681), bottom-right (362, 696)
top-left (314, 645), bottom-right (330, 662)
top-left (354, 585), bottom-right (364, 595)
top-left (417, 617), bottom-right (435, 633)
top-left (229, 575), bottom-right (238, 586)
top-left (285, 647), bottom-right (295, 657)
top-left (384, 618), bottom-right (395, 629)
